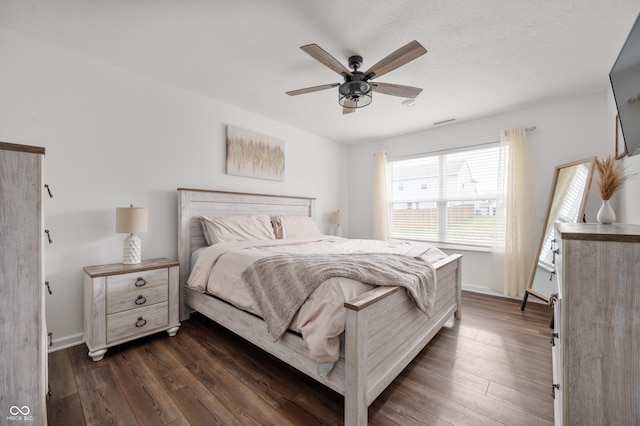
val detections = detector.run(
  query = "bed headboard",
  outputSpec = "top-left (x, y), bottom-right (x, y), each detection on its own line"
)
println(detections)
top-left (177, 188), bottom-right (316, 318)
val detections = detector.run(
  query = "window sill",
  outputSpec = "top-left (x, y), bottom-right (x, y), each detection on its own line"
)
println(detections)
top-left (436, 243), bottom-right (492, 253)
top-left (390, 238), bottom-right (492, 253)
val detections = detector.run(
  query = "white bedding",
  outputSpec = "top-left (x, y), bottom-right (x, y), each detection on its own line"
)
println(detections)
top-left (187, 236), bottom-right (446, 365)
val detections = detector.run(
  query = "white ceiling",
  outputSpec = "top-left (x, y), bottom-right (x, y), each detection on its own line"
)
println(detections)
top-left (1, 0), bottom-right (639, 144)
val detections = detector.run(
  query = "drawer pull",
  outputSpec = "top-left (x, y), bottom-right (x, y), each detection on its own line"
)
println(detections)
top-left (45, 229), bottom-right (53, 244)
top-left (135, 277), bottom-right (147, 287)
top-left (45, 281), bottom-right (53, 295)
top-left (550, 332), bottom-right (558, 346)
top-left (548, 293), bottom-right (558, 307)
top-left (549, 270), bottom-right (556, 281)
top-left (45, 184), bottom-right (53, 198)
top-left (135, 295), bottom-right (147, 305)
top-left (552, 383), bottom-right (560, 399)
top-left (135, 317), bottom-right (147, 328)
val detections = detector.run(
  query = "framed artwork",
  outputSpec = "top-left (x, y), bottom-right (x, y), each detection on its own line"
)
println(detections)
top-left (615, 114), bottom-right (627, 160)
top-left (226, 126), bottom-right (285, 181)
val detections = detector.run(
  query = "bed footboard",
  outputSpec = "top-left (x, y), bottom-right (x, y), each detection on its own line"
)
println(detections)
top-left (343, 254), bottom-right (462, 426)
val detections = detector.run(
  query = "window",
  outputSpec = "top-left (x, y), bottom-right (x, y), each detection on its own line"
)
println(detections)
top-left (389, 144), bottom-right (502, 248)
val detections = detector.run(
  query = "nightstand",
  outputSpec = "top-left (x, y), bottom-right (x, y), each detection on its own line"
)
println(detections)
top-left (83, 258), bottom-right (180, 361)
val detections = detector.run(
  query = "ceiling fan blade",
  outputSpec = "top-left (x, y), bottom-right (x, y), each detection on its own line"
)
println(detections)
top-left (364, 40), bottom-right (427, 80)
top-left (371, 82), bottom-right (423, 98)
top-left (300, 44), bottom-right (353, 77)
top-left (286, 83), bottom-right (339, 96)
top-left (342, 99), bottom-right (357, 114)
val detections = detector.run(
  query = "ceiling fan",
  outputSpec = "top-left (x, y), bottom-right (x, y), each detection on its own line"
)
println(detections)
top-left (286, 40), bottom-right (427, 114)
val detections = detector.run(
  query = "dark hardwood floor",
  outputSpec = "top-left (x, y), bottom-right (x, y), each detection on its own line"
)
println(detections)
top-left (46, 291), bottom-right (554, 425)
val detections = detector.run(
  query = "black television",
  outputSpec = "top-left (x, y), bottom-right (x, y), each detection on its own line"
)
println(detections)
top-left (610, 12), bottom-right (640, 157)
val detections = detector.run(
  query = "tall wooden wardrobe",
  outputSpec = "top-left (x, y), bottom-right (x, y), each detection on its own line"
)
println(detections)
top-left (0, 142), bottom-right (48, 425)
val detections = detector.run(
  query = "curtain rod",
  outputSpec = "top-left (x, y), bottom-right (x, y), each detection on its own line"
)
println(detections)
top-left (377, 125), bottom-right (537, 159)
top-left (373, 126), bottom-right (536, 161)
top-left (502, 126), bottom-right (536, 137)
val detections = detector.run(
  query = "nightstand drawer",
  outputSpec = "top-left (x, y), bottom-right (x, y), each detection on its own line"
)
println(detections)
top-left (107, 268), bottom-right (168, 295)
top-left (107, 302), bottom-right (168, 343)
top-left (107, 284), bottom-right (168, 315)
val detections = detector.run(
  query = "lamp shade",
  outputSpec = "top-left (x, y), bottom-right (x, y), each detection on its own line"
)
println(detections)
top-left (115, 206), bottom-right (148, 234)
top-left (330, 210), bottom-right (344, 225)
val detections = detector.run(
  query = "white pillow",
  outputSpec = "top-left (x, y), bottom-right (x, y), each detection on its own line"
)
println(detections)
top-left (202, 215), bottom-right (276, 244)
top-left (199, 217), bottom-right (214, 245)
top-left (274, 215), bottom-right (322, 239)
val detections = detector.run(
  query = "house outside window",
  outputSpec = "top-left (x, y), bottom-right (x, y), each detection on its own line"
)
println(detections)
top-left (389, 144), bottom-right (502, 248)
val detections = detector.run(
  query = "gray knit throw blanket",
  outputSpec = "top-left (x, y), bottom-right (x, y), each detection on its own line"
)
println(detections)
top-left (241, 253), bottom-right (437, 341)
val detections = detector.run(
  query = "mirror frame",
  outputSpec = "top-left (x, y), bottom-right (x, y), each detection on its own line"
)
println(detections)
top-left (521, 157), bottom-right (596, 306)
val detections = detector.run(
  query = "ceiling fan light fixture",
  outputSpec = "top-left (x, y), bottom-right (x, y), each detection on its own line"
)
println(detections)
top-left (288, 41), bottom-right (427, 114)
top-left (338, 80), bottom-right (372, 108)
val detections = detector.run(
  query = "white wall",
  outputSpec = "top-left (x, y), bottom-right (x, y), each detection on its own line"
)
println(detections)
top-left (620, 154), bottom-right (640, 223)
top-left (608, 88), bottom-right (640, 224)
top-left (0, 28), bottom-right (349, 349)
top-left (348, 92), bottom-right (612, 294)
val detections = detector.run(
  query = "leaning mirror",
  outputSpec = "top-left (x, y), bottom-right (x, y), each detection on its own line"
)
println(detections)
top-left (521, 157), bottom-right (596, 308)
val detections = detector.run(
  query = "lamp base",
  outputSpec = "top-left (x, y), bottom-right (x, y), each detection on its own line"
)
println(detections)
top-left (123, 234), bottom-right (141, 264)
top-left (334, 224), bottom-right (343, 237)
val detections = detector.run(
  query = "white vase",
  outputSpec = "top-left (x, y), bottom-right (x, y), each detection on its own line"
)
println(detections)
top-left (597, 199), bottom-right (616, 224)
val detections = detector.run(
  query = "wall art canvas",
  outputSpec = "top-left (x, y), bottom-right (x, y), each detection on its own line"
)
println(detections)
top-left (226, 125), bottom-right (285, 181)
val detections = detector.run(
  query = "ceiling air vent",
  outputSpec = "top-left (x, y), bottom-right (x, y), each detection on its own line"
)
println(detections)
top-left (433, 118), bottom-right (456, 125)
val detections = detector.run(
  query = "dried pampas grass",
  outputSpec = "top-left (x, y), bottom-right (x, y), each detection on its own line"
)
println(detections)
top-left (595, 156), bottom-right (633, 200)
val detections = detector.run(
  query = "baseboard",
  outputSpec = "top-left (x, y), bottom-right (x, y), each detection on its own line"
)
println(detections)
top-left (461, 283), bottom-right (545, 304)
top-left (48, 332), bottom-right (84, 353)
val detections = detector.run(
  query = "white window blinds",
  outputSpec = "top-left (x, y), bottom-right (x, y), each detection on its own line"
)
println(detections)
top-left (390, 144), bottom-right (502, 247)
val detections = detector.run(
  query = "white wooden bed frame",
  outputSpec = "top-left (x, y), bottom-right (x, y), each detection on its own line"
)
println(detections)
top-left (177, 188), bottom-right (462, 425)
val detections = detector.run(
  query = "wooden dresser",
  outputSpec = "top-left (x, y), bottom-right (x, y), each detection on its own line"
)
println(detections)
top-left (0, 142), bottom-right (48, 425)
top-left (83, 258), bottom-right (180, 361)
top-left (552, 223), bottom-right (640, 425)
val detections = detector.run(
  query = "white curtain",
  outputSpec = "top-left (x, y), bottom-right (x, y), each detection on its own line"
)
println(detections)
top-left (489, 128), bottom-right (536, 296)
top-left (372, 151), bottom-right (389, 240)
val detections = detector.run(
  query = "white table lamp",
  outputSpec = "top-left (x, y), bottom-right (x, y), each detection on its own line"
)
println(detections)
top-left (116, 205), bottom-right (148, 264)
top-left (330, 210), bottom-right (344, 237)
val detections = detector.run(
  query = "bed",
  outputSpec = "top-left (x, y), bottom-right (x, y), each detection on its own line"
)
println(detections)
top-left (177, 188), bottom-right (462, 425)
